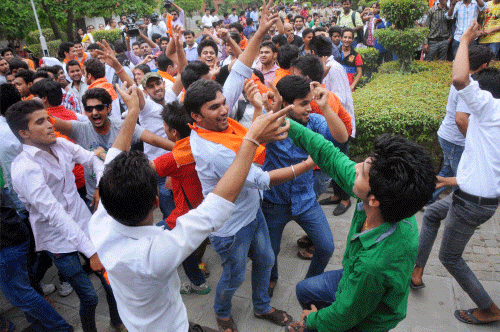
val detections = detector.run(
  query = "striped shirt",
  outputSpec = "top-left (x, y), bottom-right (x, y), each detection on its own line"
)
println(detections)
top-left (446, 0), bottom-right (485, 41)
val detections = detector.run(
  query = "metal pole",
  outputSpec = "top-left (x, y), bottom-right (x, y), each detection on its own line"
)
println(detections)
top-left (29, 0), bottom-right (49, 56)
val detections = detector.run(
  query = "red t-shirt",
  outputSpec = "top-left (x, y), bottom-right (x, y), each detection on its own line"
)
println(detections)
top-left (154, 152), bottom-right (204, 229)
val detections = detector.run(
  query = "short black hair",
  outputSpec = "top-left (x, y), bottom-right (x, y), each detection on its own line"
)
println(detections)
top-left (0, 83), bottom-right (21, 116)
top-left (181, 61), bottom-right (210, 89)
top-left (471, 67), bottom-right (500, 99)
top-left (161, 101), bottom-right (193, 139)
top-left (29, 79), bottom-right (63, 107)
top-left (341, 27), bottom-right (354, 38)
top-left (114, 41), bottom-right (127, 54)
top-left (131, 41), bottom-right (141, 48)
top-left (294, 15), bottom-right (304, 23)
top-left (229, 23), bottom-right (244, 33)
top-left (197, 38), bottom-right (218, 56)
top-left (151, 33), bottom-right (162, 42)
top-left (368, 134), bottom-right (436, 224)
top-left (14, 70), bottom-right (34, 84)
top-left (272, 34), bottom-right (287, 47)
top-left (8, 58), bottom-right (29, 71)
top-left (314, 26), bottom-right (327, 33)
top-left (277, 44), bottom-right (300, 70)
top-left (228, 31), bottom-right (241, 44)
top-left (99, 150), bottom-right (158, 226)
top-left (276, 75), bottom-right (311, 104)
top-left (58, 42), bottom-right (74, 59)
top-left (310, 35), bottom-right (333, 57)
top-left (66, 59), bottom-right (81, 72)
top-left (84, 58), bottom-right (106, 79)
top-left (223, 12), bottom-right (229, 18)
top-left (184, 30), bottom-right (195, 37)
top-left (302, 28), bottom-right (314, 38)
top-left (291, 54), bottom-right (324, 83)
top-left (469, 45), bottom-right (495, 72)
top-left (157, 54), bottom-right (174, 72)
top-left (253, 69), bottom-right (265, 84)
top-left (82, 88), bottom-right (112, 107)
top-left (0, 48), bottom-right (14, 56)
top-left (5, 99), bottom-right (45, 142)
top-left (341, 0), bottom-right (351, 3)
top-left (260, 40), bottom-right (278, 53)
top-left (33, 70), bottom-right (51, 81)
top-left (45, 65), bottom-right (61, 77)
top-left (246, 17), bottom-right (253, 26)
top-left (87, 43), bottom-right (101, 51)
top-left (133, 64), bottom-right (151, 75)
top-left (328, 26), bottom-right (342, 37)
top-left (159, 36), bottom-right (170, 44)
top-left (184, 79), bottom-right (222, 115)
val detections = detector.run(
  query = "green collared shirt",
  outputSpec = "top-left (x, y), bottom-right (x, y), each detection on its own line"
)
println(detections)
top-left (288, 120), bottom-right (418, 332)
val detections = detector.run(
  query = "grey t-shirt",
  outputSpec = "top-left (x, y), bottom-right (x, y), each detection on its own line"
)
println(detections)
top-left (70, 118), bottom-right (145, 200)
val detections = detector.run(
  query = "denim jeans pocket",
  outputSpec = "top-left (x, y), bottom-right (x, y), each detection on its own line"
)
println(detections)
top-left (210, 235), bottom-right (235, 255)
top-left (452, 195), bottom-right (497, 228)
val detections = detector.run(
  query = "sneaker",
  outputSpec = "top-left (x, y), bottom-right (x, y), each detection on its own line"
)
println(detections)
top-left (180, 282), bottom-right (211, 295)
top-left (40, 282), bottom-right (56, 296)
top-left (59, 281), bottom-right (74, 297)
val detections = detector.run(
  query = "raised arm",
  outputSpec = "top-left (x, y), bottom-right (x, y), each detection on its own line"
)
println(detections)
top-left (112, 82), bottom-right (141, 151)
top-left (51, 117), bottom-right (73, 137)
top-left (452, 22), bottom-right (483, 90)
top-left (311, 82), bottom-right (348, 143)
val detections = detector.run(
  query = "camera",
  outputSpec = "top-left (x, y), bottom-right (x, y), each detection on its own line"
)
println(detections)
top-left (150, 13), bottom-right (160, 24)
top-left (126, 14), bottom-right (144, 37)
top-left (163, 0), bottom-right (174, 9)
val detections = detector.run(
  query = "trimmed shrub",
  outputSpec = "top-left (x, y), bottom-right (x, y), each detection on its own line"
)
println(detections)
top-left (351, 61), bottom-right (453, 167)
top-left (27, 29), bottom-right (66, 45)
top-left (27, 40), bottom-right (62, 59)
top-left (357, 47), bottom-right (379, 75)
top-left (379, 0), bottom-right (427, 30)
top-left (91, 29), bottom-right (124, 44)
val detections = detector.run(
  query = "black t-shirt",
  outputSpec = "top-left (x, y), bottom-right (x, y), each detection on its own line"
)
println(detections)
top-left (1, 190), bottom-right (29, 249)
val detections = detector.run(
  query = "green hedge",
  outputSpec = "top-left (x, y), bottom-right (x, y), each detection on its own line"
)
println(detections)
top-left (91, 29), bottom-right (124, 44)
top-left (351, 61), bottom-right (453, 167)
top-left (357, 47), bottom-right (379, 74)
top-left (27, 29), bottom-right (66, 45)
top-left (27, 40), bottom-right (62, 59)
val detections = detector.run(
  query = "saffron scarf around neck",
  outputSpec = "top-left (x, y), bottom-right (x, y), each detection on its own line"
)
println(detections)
top-left (173, 118), bottom-right (266, 166)
top-left (88, 77), bottom-right (118, 100)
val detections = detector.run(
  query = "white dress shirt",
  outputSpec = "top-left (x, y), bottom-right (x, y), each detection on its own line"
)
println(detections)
top-left (436, 84), bottom-right (471, 146)
top-left (139, 89), bottom-right (177, 160)
top-left (147, 21), bottom-right (168, 39)
top-left (323, 56), bottom-right (356, 137)
top-left (90, 147), bottom-right (235, 332)
top-left (11, 138), bottom-right (103, 258)
top-left (456, 80), bottom-right (500, 198)
top-left (202, 15), bottom-right (212, 28)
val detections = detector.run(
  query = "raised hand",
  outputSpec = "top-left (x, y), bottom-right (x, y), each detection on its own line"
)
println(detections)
top-left (262, 82), bottom-right (283, 113)
top-left (245, 106), bottom-right (291, 144)
top-left (96, 39), bottom-right (120, 69)
top-left (243, 79), bottom-right (263, 110)
top-left (259, 0), bottom-right (279, 33)
top-left (115, 81), bottom-right (140, 114)
top-left (310, 82), bottom-right (329, 110)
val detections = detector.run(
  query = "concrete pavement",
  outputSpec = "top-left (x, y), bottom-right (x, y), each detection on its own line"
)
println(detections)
top-left (4, 191), bottom-right (500, 331)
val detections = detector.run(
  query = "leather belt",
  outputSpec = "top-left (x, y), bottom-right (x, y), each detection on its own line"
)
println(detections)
top-left (454, 189), bottom-right (499, 206)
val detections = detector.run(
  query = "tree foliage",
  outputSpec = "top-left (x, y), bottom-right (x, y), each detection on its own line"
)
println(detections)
top-left (379, 0), bottom-right (427, 30)
top-left (176, 0), bottom-right (205, 16)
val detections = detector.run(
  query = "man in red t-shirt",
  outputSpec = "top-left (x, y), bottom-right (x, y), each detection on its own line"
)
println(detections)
top-left (149, 100), bottom-right (210, 295)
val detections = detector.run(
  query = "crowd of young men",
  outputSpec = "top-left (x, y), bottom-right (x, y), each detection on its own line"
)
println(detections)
top-left (0, 0), bottom-right (499, 331)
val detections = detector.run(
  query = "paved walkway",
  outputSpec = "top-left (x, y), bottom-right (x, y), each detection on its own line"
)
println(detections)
top-left (4, 192), bottom-right (500, 331)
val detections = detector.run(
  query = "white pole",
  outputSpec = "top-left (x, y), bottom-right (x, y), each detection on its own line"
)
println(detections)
top-left (29, 0), bottom-right (49, 56)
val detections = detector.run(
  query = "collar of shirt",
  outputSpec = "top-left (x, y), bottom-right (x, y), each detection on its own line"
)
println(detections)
top-left (351, 221), bottom-right (399, 249)
top-left (111, 219), bottom-right (162, 240)
top-left (22, 143), bottom-right (48, 158)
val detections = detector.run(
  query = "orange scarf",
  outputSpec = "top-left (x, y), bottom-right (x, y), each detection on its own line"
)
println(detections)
top-left (77, 53), bottom-right (88, 67)
top-left (240, 36), bottom-right (248, 50)
top-left (173, 118), bottom-right (266, 166)
top-left (88, 77), bottom-right (118, 100)
top-left (22, 94), bottom-right (34, 101)
top-left (429, 0), bottom-right (435, 8)
top-left (251, 74), bottom-right (271, 95)
top-left (158, 70), bottom-right (175, 83)
top-left (272, 68), bottom-right (292, 86)
top-left (167, 15), bottom-right (173, 37)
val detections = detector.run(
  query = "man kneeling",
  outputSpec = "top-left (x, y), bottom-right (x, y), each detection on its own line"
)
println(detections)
top-left (286, 126), bottom-right (436, 331)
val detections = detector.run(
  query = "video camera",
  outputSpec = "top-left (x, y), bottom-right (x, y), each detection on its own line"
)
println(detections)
top-left (162, 0), bottom-right (174, 9)
top-left (126, 14), bottom-right (144, 37)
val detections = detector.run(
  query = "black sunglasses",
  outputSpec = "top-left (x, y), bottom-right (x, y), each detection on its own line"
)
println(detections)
top-left (84, 104), bottom-right (108, 113)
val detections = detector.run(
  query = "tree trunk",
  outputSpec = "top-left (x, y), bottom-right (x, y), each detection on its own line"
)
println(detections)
top-left (40, 0), bottom-right (63, 41)
top-left (66, 9), bottom-right (74, 42)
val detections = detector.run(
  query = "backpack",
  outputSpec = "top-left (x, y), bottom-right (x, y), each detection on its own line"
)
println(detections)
top-left (351, 11), bottom-right (364, 45)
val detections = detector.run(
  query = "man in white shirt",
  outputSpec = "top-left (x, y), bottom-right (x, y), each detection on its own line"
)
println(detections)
top-left (229, 8), bottom-right (239, 23)
top-left (66, 59), bottom-right (89, 103)
top-left (5, 99), bottom-right (117, 332)
top-left (89, 79), bottom-right (291, 332)
top-left (202, 9), bottom-right (212, 28)
top-left (147, 13), bottom-right (168, 40)
top-left (412, 22), bottom-right (500, 325)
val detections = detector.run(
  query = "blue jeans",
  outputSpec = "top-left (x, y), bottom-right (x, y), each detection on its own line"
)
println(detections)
top-left (331, 139), bottom-right (351, 201)
top-left (158, 221), bottom-right (206, 286)
top-left (262, 201), bottom-right (334, 282)
top-left (209, 209), bottom-right (274, 318)
top-left (45, 252), bottom-right (99, 332)
top-left (157, 175), bottom-right (175, 220)
top-left (431, 136), bottom-right (464, 203)
top-left (415, 192), bottom-right (498, 309)
top-left (0, 241), bottom-right (71, 331)
top-left (313, 170), bottom-right (332, 198)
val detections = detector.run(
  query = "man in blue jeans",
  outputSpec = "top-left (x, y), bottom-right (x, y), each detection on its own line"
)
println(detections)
top-left (412, 22), bottom-right (500, 325)
top-left (0, 191), bottom-right (73, 331)
top-left (6, 99), bottom-right (122, 332)
top-left (264, 75), bottom-right (349, 296)
top-left (428, 44), bottom-right (494, 204)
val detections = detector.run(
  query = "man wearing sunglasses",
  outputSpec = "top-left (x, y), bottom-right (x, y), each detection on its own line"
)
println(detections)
top-left (52, 87), bottom-right (174, 211)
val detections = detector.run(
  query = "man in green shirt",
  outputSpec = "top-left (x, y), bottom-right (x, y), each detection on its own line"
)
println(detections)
top-left (286, 124), bottom-right (436, 332)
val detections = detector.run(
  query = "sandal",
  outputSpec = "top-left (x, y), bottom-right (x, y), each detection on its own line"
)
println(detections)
top-left (454, 308), bottom-right (499, 325)
top-left (254, 307), bottom-right (293, 326)
top-left (216, 316), bottom-right (238, 332)
top-left (297, 247), bottom-right (314, 260)
top-left (297, 235), bottom-right (313, 249)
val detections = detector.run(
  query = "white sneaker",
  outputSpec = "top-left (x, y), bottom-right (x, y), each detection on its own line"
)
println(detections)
top-left (40, 282), bottom-right (56, 296)
top-left (59, 281), bottom-right (74, 297)
top-left (180, 282), bottom-right (210, 295)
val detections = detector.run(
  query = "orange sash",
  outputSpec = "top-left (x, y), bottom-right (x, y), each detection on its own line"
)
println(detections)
top-left (173, 118), bottom-right (266, 166)
top-left (240, 36), bottom-right (248, 50)
top-left (272, 68), bottom-right (292, 86)
top-left (88, 77), bottom-right (118, 100)
top-left (158, 70), bottom-right (175, 83)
